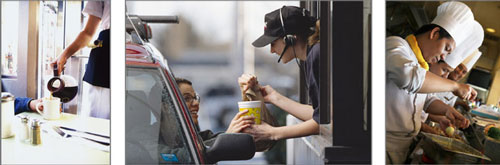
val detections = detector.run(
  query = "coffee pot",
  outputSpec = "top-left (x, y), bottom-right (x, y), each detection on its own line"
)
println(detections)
top-left (1, 92), bottom-right (15, 138)
top-left (47, 64), bottom-right (78, 103)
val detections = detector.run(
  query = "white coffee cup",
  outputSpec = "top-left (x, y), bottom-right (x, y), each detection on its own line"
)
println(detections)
top-left (36, 97), bottom-right (61, 120)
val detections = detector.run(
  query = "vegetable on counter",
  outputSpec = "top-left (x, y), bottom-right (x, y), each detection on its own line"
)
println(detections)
top-left (487, 127), bottom-right (500, 140)
top-left (445, 126), bottom-right (455, 137)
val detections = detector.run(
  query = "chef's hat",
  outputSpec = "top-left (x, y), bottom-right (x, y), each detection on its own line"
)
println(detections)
top-left (431, 1), bottom-right (474, 46)
top-left (462, 49), bottom-right (482, 72)
top-left (444, 20), bottom-right (484, 68)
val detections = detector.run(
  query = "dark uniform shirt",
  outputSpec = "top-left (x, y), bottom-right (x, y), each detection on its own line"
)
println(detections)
top-left (305, 43), bottom-right (321, 124)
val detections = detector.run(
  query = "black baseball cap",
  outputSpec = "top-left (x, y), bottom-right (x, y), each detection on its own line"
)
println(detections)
top-left (252, 6), bottom-right (315, 47)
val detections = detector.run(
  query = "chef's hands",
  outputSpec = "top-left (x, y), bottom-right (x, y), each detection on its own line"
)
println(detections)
top-left (445, 108), bottom-right (470, 129)
top-left (29, 99), bottom-right (43, 112)
top-left (242, 121), bottom-right (277, 141)
top-left (226, 110), bottom-right (255, 133)
top-left (453, 83), bottom-right (477, 101)
top-left (436, 116), bottom-right (452, 133)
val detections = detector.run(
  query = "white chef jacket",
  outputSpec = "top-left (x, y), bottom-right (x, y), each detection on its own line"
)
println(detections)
top-left (386, 36), bottom-right (440, 161)
top-left (83, 1), bottom-right (110, 30)
top-left (435, 91), bottom-right (457, 107)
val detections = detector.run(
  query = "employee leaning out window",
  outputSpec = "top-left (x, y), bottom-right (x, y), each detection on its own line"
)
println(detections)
top-left (52, 1), bottom-right (110, 119)
top-left (238, 6), bottom-right (320, 141)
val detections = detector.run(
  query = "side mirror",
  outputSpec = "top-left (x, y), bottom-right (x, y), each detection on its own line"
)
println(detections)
top-left (205, 133), bottom-right (255, 163)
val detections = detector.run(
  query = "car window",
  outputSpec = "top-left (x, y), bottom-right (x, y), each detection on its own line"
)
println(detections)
top-left (126, 67), bottom-right (194, 164)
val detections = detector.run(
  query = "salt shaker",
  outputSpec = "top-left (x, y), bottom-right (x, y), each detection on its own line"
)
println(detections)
top-left (30, 119), bottom-right (41, 145)
top-left (15, 115), bottom-right (29, 143)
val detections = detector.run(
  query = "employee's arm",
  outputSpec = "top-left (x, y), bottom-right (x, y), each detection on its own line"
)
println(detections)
top-left (418, 72), bottom-right (476, 100)
top-left (245, 119), bottom-right (319, 141)
top-left (261, 85), bottom-right (313, 121)
top-left (53, 15), bottom-right (101, 74)
top-left (238, 74), bottom-right (313, 121)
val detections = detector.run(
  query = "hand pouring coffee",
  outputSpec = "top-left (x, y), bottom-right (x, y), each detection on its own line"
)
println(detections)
top-left (47, 64), bottom-right (78, 103)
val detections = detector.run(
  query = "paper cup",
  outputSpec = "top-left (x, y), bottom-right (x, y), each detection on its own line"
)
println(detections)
top-left (238, 101), bottom-right (262, 124)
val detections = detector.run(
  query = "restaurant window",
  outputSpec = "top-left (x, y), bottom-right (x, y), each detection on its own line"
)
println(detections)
top-left (126, 67), bottom-right (194, 164)
top-left (1, 1), bottom-right (20, 77)
top-left (38, 1), bottom-right (65, 97)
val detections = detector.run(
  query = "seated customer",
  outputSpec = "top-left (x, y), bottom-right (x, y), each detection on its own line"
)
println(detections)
top-left (2, 81), bottom-right (42, 114)
top-left (175, 78), bottom-right (255, 145)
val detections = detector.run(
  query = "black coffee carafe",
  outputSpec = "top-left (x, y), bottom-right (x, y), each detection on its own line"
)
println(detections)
top-left (47, 64), bottom-right (78, 103)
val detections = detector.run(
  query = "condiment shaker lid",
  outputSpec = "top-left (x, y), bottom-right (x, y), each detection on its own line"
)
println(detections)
top-left (31, 119), bottom-right (41, 127)
top-left (18, 115), bottom-right (29, 123)
top-left (1, 92), bottom-right (14, 102)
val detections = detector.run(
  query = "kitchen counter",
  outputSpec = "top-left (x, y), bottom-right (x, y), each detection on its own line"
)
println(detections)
top-left (1, 112), bottom-right (110, 164)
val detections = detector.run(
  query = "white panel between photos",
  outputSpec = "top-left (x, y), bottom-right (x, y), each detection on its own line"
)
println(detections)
top-left (372, 0), bottom-right (386, 164)
top-left (110, 0), bottom-right (125, 164)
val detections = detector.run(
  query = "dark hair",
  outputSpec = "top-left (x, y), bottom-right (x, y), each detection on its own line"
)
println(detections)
top-left (414, 24), bottom-right (452, 40)
top-left (175, 78), bottom-right (192, 86)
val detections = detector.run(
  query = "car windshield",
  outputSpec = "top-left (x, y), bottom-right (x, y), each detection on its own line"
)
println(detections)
top-left (125, 66), bottom-right (194, 164)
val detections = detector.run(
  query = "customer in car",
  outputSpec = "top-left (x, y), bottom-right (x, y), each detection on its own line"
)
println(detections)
top-left (175, 78), bottom-right (256, 145)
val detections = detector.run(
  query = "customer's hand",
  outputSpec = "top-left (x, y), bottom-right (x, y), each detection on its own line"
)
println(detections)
top-left (238, 74), bottom-right (259, 99)
top-left (29, 99), bottom-right (43, 111)
top-left (242, 121), bottom-right (277, 141)
top-left (226, 109), bottom-right (255, 133)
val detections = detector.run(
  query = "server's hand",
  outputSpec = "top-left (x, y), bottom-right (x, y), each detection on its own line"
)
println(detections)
top-left (238, 74), bottom-right (259, 99)
top-left (51, 55), bottom-right (68, 75)
top-left (242, 121), bottom-right (276, 141)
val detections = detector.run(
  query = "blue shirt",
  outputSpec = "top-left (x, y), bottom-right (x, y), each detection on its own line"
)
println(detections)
top-left (305, 43), bottom-right (320, 124)
top-left (2, 81), bottom-right (33, 115)
top-left (14, 97), bottom-right (33, 115)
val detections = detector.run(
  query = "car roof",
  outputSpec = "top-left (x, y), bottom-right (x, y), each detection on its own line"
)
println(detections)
top-left (125, 43), bottom-right (159, 66)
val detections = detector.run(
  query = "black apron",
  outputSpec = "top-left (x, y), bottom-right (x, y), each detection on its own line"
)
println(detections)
top-left (83, 29), bottom-right (110, 88)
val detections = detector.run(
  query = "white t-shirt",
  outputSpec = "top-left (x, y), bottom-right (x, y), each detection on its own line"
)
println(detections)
top-left (83, 1), bottom-right (110, 30)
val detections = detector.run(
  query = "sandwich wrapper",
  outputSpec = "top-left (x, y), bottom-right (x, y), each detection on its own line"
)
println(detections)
top-left (243, 85), bottom-right (277, 152)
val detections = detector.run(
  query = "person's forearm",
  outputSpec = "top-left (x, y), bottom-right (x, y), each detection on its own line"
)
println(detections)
top-left (271, 93), bottom-right (314, 121)
top-left (426, 100), bottom-right (450, 116)
top-left (61, 32), bottom-right (94, 58)
top-left (61, 15), bottom-right (100, 59)
top-left (418, 72), bottom-right (458, 93)
top-left (273, 119), bottom-right (319, 140)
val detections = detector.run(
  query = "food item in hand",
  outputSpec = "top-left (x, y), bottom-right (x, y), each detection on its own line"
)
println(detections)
top-left (445, 126), bottom-right (455, 137)
top-left (242, 84), bottom-right (277, 152)
top-left (487, 127), bottom-right (500, 140)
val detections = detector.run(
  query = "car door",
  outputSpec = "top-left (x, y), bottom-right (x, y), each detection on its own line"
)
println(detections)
top-left (125, 65), bottom-right (202, 164)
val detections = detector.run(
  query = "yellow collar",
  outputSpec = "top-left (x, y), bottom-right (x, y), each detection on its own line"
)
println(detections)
top-left (405, 34), bottom-right (429, 71)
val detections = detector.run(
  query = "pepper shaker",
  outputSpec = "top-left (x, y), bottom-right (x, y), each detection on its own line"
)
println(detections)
top-left (30, 119), bottom-right (41, 145)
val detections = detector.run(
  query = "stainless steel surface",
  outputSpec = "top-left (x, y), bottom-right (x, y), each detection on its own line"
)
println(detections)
top-left (421, 132), bottom-right (490, 163)
top-left (52, 126), bottom-right (109, 146)
top-left (59, 126), bottom-right (110, 139)
top-left (1, 92), bottom-right (14, 102)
